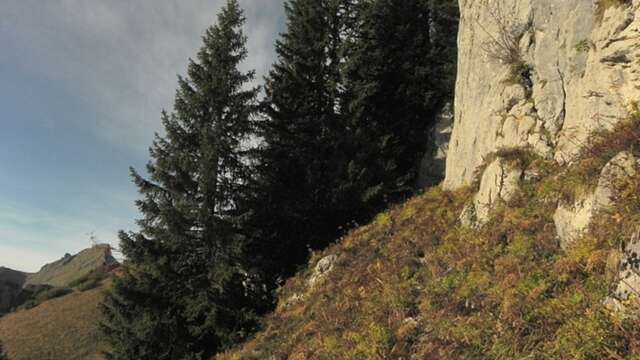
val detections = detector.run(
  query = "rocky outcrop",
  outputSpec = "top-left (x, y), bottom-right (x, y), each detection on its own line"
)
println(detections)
top-left (444, 0), bottom-right (640, 190)
top-left (554, 151), bottom-right (637, 249)
top-left (460, 158), bottom-right (523, 226)
top-left (283, 254), bottom-right (339, 308)
top-left (605, 229), bottom-right (640, 312)
top-left (308, 254), bottom-right (338, 288)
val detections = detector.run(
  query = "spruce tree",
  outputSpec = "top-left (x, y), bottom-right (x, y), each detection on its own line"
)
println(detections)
top-left (342, 0), bottom-right (459, 209)
top-left (250, 0), bottom-right (353, 281)
top-left (100, 1), bottom-right (259, 358)
top-left (250, 0), bottom-right (458, 286)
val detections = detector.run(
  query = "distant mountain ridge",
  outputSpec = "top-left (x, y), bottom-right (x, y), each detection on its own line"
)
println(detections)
top-left (0, 244), bottom-right (118, 315)
top-left (25, 244), bottom-right (117, 287)
top-left (0, 267), bottom-right (28, 315)
top-left (0, 244), bottom-right (119, 359)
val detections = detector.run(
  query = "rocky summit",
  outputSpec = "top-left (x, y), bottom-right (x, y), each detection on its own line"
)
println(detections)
top-left (25, 244), bottom-right (117, 288)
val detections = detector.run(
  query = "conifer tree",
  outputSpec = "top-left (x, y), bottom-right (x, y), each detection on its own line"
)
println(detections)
top-left (342, 0), bottom-right (459, 211)
top-left (250, 0), bottom-right (458, 286)
top-left (250, 0), bottom-right (353, 280)
top-left (100, 1), bottom-right (259, 358)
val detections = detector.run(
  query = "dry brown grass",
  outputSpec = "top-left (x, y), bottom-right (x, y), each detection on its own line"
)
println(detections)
top-left (0, 282), bottom-right (108, 360)
top-left (217, 111), bottom-right (640, 359)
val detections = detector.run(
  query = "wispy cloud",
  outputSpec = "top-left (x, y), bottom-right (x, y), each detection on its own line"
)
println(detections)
top-left (0, 0), bottom-right (284, 272)
top-left (2, 0), bottom-right (284, 152)
top-left (0, 195), bottom-right (131, 271)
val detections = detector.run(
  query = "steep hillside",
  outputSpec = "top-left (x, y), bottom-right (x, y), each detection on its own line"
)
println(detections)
top-left (219, 112), bottom-right (640, 359)
top-left (26, 244), bottom-right (117, 287)
top-left (0, 281), bottom-right (109, 360)
top-left (0, 244), bottom-right (117, 318)
top-left (0, 245), bottom-right (118, 358)
top-left (217, 2), bottom-right (640, 356)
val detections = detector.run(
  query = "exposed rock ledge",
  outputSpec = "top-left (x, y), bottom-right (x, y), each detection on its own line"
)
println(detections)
top-left (554, 151), bottom-right (637, 250)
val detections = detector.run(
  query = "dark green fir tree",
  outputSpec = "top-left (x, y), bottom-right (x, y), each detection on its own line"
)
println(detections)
top-left (249, 0), bottom-right (353, 282)
top-left (250, 0), bottom-right (458, 286)
top-left (100, 1), bottom-right (259, 359)
top-left (342, 0), bottom-right (459, 211)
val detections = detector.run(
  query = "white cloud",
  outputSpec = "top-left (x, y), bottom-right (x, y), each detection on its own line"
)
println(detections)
top-left (0, 244), bottom-right (55, 273)
top-left (2, 0), bottom-right (284, 152)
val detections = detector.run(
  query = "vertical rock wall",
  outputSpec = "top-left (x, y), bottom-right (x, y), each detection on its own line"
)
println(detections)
top-left (444, 0), bottom-right (640, 190)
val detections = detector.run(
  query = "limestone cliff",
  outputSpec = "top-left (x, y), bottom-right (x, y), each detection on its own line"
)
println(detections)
top-left (443, 0), bottom-right (640, 310)
top-left (444, 0), bottom-right (640, 189)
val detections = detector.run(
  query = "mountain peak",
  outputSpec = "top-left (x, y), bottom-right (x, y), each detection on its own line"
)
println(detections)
top-left (25, 244), bottom-right (118, 288)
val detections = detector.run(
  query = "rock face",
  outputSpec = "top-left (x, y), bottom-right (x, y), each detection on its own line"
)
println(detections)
top-left (444, 0), bottom-right (640, 190)
top-left (308, 254), bottom-right (338, 288)
top-left (554, 151), bottom-right (637, 249)
top-left (605, 229), bottom-right (640, 312)
top-left (460, 158), bottom-right (523, 226)
top-left (25, 244), bottom-right (117, 287)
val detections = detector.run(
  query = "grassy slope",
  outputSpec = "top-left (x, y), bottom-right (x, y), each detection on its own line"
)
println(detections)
top-left (26, 244), bottom-right (117, 288)
top-left (0, 283), bottom-right (107, 360)
top-left (219, 110), bottom-right (640, 359)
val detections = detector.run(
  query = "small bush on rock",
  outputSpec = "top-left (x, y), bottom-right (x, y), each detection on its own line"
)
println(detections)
top-left (478, 5), bottom-right (533, 85)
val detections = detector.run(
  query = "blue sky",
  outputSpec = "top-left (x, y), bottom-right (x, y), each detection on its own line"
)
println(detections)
top-left (0, 1), bottom-right (285, 272)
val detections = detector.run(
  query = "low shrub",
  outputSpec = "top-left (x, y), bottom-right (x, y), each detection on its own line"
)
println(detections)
top-left (68, 269), bottom-right (108, 292)
top-left (16, 287), bottom-right (73, 311)
top-left (478, 5), bottom-right (533, 86)
top-left (35, 287), bottom-right (72, 303)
